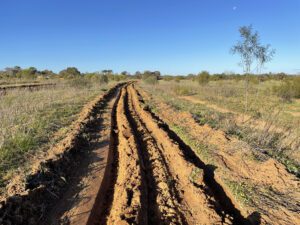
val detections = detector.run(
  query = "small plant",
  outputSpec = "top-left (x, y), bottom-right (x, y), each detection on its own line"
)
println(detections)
top-left (225, 180), bottom-right (253, 206)
top-left (189, 168), bottom-right (204, 186)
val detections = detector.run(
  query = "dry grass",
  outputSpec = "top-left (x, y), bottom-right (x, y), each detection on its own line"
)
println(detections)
top-left (0, 81), bottom-right (111, 187)
top-left (141, 79), bottom-right (300, 176)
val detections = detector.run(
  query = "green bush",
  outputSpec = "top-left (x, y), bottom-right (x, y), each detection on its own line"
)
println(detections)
top-left (273, 77), bottom-right (300, 101)
top-left (16, 67), bottom-right (38, 79)
top-left (197, 71), bottom-right (210, 85)
top-left (59, 67), bottom-right (81, 78)
top-left (99, 75), bottom-right (109, 84)
top-left (172, 85), bottom-right (194, 96)
top-left (174, 77), bottom-right (181, 83)
top-left (143, 75), bottom-right (158, 85)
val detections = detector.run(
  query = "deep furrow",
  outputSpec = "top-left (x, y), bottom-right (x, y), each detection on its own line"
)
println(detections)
top-left (106, 87), bottom-right (147, 225)
top-left (125, 86), bottom-right (185, 225)
top-left (87, 84), bottom-right (123, 225)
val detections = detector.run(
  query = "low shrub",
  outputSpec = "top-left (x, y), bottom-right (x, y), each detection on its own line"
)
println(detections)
top-left (68, 78), bottom-right (92, 88)
top-left (99, 75), bottom-right (109, 84)
top-left (197, 71), bottom-right (210, 85)
top-left (273, 77), bottom-right (300, 101)
top-left (172, 85), bottom-right (194, 96)
top-left (143, 76), bottom-right (158, 85)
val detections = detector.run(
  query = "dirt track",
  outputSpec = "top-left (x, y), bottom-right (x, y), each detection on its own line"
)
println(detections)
top-left (0, 83), bottom-right (261, 224)
top-left (88, 83), bottom-right (256, 225)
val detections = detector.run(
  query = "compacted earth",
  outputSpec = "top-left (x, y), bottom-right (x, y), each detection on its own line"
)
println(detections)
top-left (0, 82), bottom-right (299, 225)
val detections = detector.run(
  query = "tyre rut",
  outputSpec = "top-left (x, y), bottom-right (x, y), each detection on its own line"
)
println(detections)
top-left (126, 86), bottom-right (185, 225)
top-left (130, 84), bottom-right (257, 225)
top-left (103, 83), bottom-right (242, 224)
top-left (104, 85), bottom-right (148, 225)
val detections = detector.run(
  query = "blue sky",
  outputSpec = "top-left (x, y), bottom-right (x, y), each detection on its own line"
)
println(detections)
top-left (0, 0), bottom-right (299, 74)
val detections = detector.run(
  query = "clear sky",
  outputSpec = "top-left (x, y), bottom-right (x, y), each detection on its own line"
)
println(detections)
top-left (0, 0), bottom-right (299, 75)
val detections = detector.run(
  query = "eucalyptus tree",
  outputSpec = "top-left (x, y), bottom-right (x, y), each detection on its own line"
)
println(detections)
top-left (231, 25), bottom-right (275, 113)
top-left (231, 25), bottom-right (259, 74)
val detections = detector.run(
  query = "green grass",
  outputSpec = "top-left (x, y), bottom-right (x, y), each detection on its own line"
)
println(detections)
top-left (224, 179), bottom-right (254, 207)
top-left (171, 124), bottom-right (215, 164)
top-left (0, 81), bottom-right (110, 188)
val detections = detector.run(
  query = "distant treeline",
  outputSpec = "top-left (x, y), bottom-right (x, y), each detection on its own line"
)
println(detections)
top-left (1, 66), bottom-right (299, 100)
top-left (0, 66), bottom-right (128, 82)
top-left (1, 66), bottom-right (298, 82)
top-left (161, 72), bottom-right (299, 82)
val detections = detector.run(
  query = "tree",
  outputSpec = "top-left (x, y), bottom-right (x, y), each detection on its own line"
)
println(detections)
top-left (231, 25), bottom-right (259, 74)
top-left (40, 70), bottom-right (56, 78)
top-left (102, 70), bottom-right (113, 75)
top-left (121, 71), bottom-right (129, 76)
top-left (231, 25), bottom-right (275, 74)
top-left (134, 71), bottom-right (142, 79)
top-left (153, 71), bottom-right (161, 79)
top-left (59, 67), bottom-right (81, 78)
top-left (197, 71), bottom-right (210, 85)
top-left (5, 66), bottom-right (21, 77)
top-left (16, 67), bottom-right (38, 79)
top-left (231, 25), bottom-right (275, 113)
